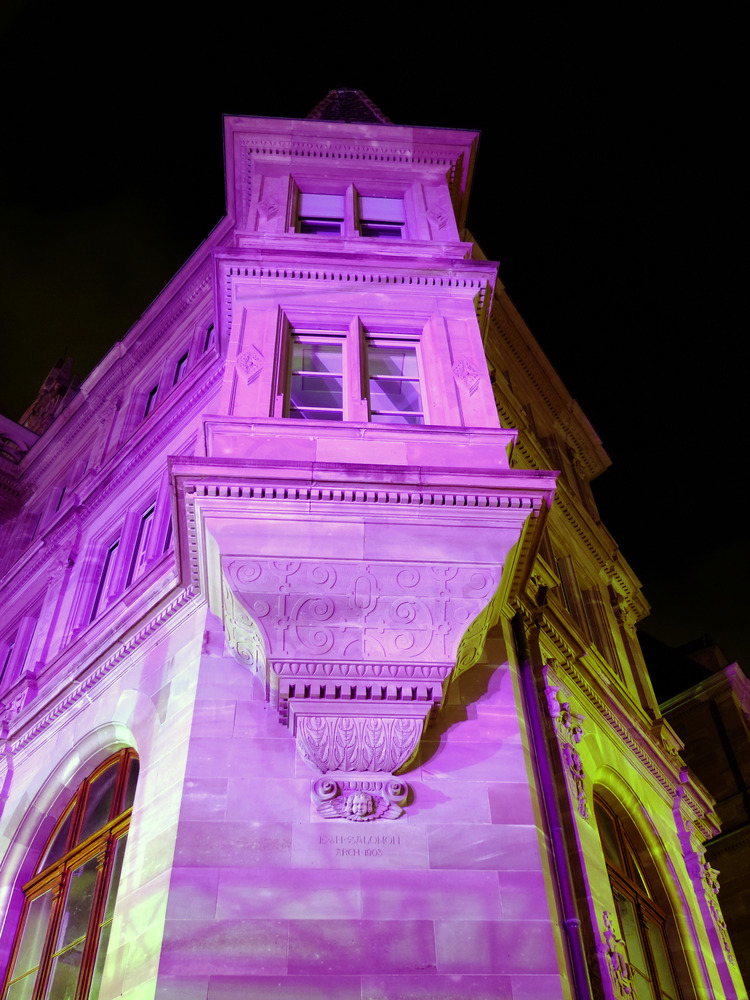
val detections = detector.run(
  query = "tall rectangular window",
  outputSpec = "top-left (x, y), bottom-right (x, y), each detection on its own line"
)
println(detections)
top-left (172, 352), bottom-right (189, 386)
top-left (143, 385), bottom-right (159, 419)
top-left (288, 335), bottom-right (344, 421)
top-left (90, 539), bottom-right (120, 621)
top-left (126, 504), bottom-right (156, 586)
top-left (282, 325), bottom-right (425, 425)
top-left (367, 341), bottom-right (423, 424)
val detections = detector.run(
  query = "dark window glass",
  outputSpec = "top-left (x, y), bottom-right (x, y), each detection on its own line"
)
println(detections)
top-left (595, 798), bottom-right (681, 1000)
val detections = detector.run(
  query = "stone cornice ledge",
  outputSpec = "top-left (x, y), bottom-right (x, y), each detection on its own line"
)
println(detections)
top-left (554, 655), bottom-right (719, 838)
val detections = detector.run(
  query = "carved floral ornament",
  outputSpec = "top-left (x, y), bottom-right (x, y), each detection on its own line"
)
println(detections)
top-left (701, 861), bottom-right (736, 966)
top-left (602, 910), bottom-right (635, 998)
top-left (542, 666), bottom-right (589, 819)
top-left (223, 556), bottom-right (497, 704)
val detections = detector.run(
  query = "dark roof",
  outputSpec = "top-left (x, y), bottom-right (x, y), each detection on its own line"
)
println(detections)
top-left (307, 89), bottom-right (392, 125)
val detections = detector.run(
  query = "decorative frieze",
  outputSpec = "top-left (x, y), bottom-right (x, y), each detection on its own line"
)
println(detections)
top-left (225, 556), bottom-right (499, 719)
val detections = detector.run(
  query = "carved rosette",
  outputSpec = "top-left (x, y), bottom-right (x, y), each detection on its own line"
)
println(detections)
top-left (235, 346), bottom-right (264, 385)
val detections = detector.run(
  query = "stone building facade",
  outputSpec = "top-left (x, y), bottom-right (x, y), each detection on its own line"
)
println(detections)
top-left (0, 92), bottom-right (744, 999)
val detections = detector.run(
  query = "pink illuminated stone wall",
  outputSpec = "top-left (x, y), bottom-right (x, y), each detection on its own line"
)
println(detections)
top-left (0, 94), bottom-right (745, 1000)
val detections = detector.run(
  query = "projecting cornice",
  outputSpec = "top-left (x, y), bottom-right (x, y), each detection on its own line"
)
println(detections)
top-left (486, 291), bottom-right (611, 482)
top-left (224, 115), bottom-right (479, 233)
top-left (19, 261), bottom-right (215, 493)
top-left (539, 646), bottom-right (719, 841)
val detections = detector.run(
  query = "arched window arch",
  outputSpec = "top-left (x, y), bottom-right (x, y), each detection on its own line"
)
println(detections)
top-left (1, 749), bottom-right (138, 1000)
top-left (594, 796), bottom-right (682, 1000)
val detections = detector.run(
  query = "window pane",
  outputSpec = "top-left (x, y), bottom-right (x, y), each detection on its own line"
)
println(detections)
top-left (41, 805), bottom-right (75, 868)
top-left (594, 801), bottom-right (624, 870)
top-left (360, 196), bottom-right (404, 223)
top-left (44, 855), bottom-right (101, 1000)
top-left (87, 836), bottom-right (128, 1000)
top-left (122, 759), bottom-right (139, 813)
top-left (78, 765), bottom-right (118, 845)
top-left (367, 344), bottom-right (423, 424)
top-left (7, 888), bottom-right (54, 984)
top-left (90, 541), bottom-right (120, 621)
top-left (298, 193), bottom-right (344, 235)
top-left (173, 353), bottom-right (189, 385)
top-left (359, 222), bottom-right (403, 239)
top-left (127, 505), bottom-right (156, 586)
top-left (55, 857), bottom-right (100, 950)
top-left (298, 219), bottom-right (342, 235)
top-left (5, 975), bottom-right (37, 1000)
top-left (143, 385), bottom-right (158, 418)
top-left (614, 891), bottom-right (648, 976)
top-left (646, 918), bottom-right (679, 998)
top-left (289, 341), bottom-right (343, 420)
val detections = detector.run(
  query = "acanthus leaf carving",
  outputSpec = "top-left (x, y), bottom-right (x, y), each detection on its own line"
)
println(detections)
top-left (294, 711), bottom-right (425, 774)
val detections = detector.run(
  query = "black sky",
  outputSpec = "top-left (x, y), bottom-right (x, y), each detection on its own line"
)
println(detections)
top-left (1, 4), bottom-right (745, 674)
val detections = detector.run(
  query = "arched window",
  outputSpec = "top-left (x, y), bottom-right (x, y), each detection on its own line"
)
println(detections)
top-left (1, 749), bottom-right (138, 1000)
top-left (594, 797), bottom-right (681, 1000)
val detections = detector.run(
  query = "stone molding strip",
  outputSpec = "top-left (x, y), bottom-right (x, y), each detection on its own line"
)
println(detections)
top-left (6, 586), bottom-right (198, 754)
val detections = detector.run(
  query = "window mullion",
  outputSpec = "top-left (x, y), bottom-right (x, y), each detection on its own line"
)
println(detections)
top-left (73, 842), bottom-right (114, 1000)
top-left (347, 319), bottom-right (367, 421)
top-left (345, 184), bottom-right (358, 238)
top-left (29, 871), bottom-right (69, 1000)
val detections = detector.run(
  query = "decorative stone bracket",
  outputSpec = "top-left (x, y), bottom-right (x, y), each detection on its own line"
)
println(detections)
top-left (177, 447), bottom-right (557, 816)
top-left (289, 700), bottom-right (429, 775)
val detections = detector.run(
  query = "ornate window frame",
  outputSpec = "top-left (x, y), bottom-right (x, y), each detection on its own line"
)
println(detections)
top-left (1, 750), bottom-right (138, 1000)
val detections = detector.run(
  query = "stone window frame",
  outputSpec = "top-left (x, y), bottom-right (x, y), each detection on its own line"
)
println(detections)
top-left (276, 313), bottom-right (427, 425)
top-left (289, 182), bottom-right (409, 240)
top-left (86, 478), bottom-right (172, 626)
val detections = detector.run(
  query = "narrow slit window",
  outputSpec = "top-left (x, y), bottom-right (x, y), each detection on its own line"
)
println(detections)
top-left (173, 352), bottom-right (189, 385)
top-left (127, 504), bottom-right (156, 586)
top-left (143, 385), bottom-right (159, 419)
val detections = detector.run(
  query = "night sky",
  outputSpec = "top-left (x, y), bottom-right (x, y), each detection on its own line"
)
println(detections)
top-left (1, 5), bottom-right (745, 677)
